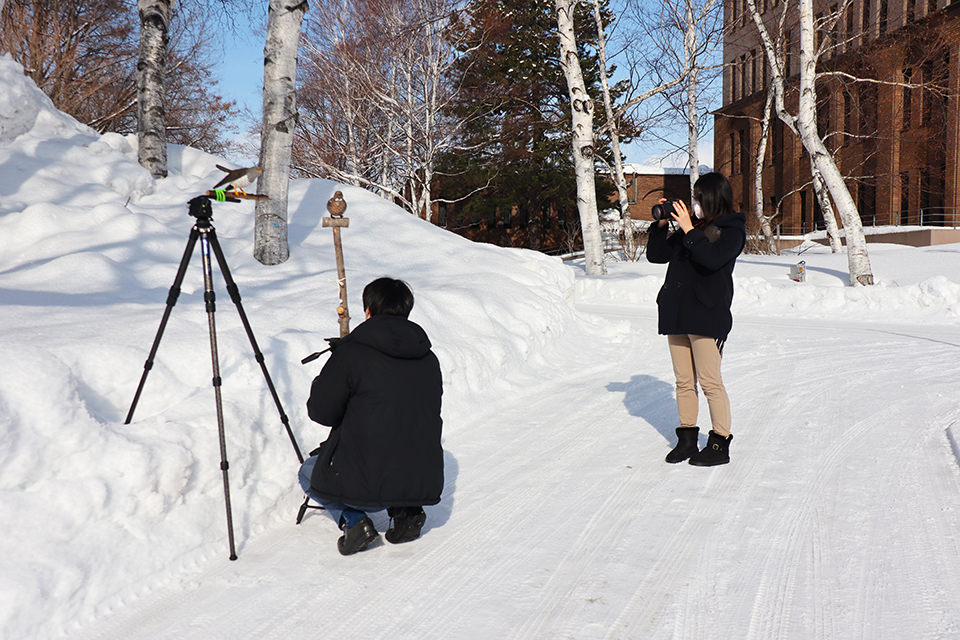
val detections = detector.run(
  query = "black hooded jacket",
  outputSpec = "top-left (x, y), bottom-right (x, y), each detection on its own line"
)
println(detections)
top-left (646, 211), bottom-right (747, 341)
top-left (307, 314), bottom-right (443, 508)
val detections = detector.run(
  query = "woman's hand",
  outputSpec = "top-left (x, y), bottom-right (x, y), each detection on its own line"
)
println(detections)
top-left (670, 200), bottom-right (695, 233)
top-left (656, 199), bottom-right (671, 227)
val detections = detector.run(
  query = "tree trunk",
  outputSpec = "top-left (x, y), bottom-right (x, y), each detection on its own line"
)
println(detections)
top-left (754, 86), bottom-right (779, 253)
top-left (256, 0), bottom-right (307, 266)
top-left (556, 0), bottom-right (605, 276)
top-left (796, 0), bottom-right (872, 284)
top-left (746, 0), bottom-right (874, 284)
top-left (137, 0), bottom-right (173, 179)
top-left (684, 0), bottom-right (701, 190)
top-left (590, 0), bottom-right (635, 259)
top-left (808, 159), bottom-right (843, 252)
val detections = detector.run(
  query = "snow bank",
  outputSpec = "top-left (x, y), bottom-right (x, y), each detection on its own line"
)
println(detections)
top-left (0, 61), bottom-right (608, 640)
top-left (574, 243), bottom-right (960, 324)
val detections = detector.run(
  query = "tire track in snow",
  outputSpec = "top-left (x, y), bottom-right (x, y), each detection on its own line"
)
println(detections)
top-left (733, 334), bottom-right (892, 640)
top-left (595, 329), bottom-right (795, 640)
top-left (316, 354), bottom-right (654, 639)
top-left (70, 316), bottom-right (960, 640)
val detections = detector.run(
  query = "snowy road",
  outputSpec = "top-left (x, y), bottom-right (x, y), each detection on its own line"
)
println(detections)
top-left (71, 307), bottom-right (960, 640)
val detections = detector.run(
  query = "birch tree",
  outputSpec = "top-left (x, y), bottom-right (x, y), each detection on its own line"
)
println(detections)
top-left (590, 0), bottom-right (635, 257)
top-left (297, 0), bottom-right (466, 222)
top-left (557, 0), bottom-right (604, 275)
top-left (137, 0), bottom-right (174, 179)
top-left (624, 0), bottom-right (720, 183)
top-left (256, 0), bottom-right (307, 266)
top-left (809, 158), bottom-right (843, 251)
top-left (752, 83), bottom-right (779, 253)
top-left (745, 0), bottom-right (873, 284)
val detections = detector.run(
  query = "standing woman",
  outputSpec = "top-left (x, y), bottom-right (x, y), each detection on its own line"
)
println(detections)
top-left (647, 172), bottom-right (746, 466)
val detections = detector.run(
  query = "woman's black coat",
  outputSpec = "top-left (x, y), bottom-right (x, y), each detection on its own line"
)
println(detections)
top-left (307, 314), bottom-right (444, 509)
top-left (646, 211), bottom-right (747, 341)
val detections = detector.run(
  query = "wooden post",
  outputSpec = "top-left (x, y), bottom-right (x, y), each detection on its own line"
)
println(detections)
top-left (322, 191), bottom-right (351, 337)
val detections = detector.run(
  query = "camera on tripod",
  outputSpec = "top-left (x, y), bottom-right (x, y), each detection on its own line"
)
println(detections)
top-left (651, 200), bottom-right (681, 221)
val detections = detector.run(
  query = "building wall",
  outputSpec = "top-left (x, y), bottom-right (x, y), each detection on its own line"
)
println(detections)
top-left (716, 0), bottom-right (960, 235)
top-left (610, 170), bottom-right (694, 222)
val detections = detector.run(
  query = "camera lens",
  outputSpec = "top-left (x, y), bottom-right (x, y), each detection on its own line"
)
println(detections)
top-left (651, 201), bottom-right (675, 221)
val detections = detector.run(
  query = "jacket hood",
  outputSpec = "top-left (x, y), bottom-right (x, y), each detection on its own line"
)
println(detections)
top-left (344, 314), bottom-right (433, 359)
top-left (708, 210), bottom-right (747, 230)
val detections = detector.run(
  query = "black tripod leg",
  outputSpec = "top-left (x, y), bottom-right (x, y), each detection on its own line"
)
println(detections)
top-left (125, 227), bottom-right (200, 424)
top-left (206, 230), bottom-right (304, 463)
top-left (199, 231), bottom-right (238, 561)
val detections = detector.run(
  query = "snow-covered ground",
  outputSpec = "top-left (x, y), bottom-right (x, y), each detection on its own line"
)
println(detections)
top-left (3, 56), bottom-right (960, 640)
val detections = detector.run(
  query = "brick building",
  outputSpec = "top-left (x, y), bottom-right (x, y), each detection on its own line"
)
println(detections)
top-left (612, 164), bottom-right (695, 223)
top-left (715, 0), bottom-right (960, 236)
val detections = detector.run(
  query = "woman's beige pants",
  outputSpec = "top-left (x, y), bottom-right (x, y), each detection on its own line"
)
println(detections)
top-left (667, 334), bottom-right (732, 437)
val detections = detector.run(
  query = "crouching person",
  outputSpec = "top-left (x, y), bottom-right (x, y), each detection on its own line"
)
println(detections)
top-left (298, 277), bottom-right (444, 555)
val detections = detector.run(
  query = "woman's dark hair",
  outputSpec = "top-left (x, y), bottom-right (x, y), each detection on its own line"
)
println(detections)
top-left (693, 172), bottom-right (734, 226)
top-left (363, 277), bottom-right (415, 317)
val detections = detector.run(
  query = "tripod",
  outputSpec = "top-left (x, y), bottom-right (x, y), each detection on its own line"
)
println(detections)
top-left (125, 195), bottom-right (304, 561)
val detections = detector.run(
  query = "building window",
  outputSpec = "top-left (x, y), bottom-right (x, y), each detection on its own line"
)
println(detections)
top-left (732, 60), bottom-right (740, 102)
top-left (785, 31), bottom-right (793, 76)
top-left (818, 91), bottom-right (831, 142)
top-left (739, 128), bottom-right (749, 174)
top-left (845, 5), bottom-right (854, 44)
top-left (902, 68), bottom-right (912, 130)
top-left (858, 178), bottom-right (877, 225)
top-left (740, 54), bottom-right (749, 98)
top-left (921, 60), bottom-right (934, 124)
top-left (800, 190), bottom-right (808, 233)
top-left (843, 88), bottom-right (855, 142)
top-left (900, 172), bottom-right (911, 225)
top-left (862, 83), bottom-right (878, 135)
top-left (730, 132), bottom-right (738, 173)
top-left (772, 117), bottom-right (783, 166)
top-left (862, 0), bottom-right (871, 39)
top-left (920, 168), bottom-right (931, 222)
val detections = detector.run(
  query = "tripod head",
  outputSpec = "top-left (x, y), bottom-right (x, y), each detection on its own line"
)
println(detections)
top-left (188, 192), bottom-right (241, 228)
top-left (188, 195), bottom-right (215, 224)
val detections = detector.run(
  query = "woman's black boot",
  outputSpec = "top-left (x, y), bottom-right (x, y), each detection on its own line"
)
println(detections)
top-left (665, 427), bottom-right (700, 463)
top-left (688, 430), bottom-right (732, 466)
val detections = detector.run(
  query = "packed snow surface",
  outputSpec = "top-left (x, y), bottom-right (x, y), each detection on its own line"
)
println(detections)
top-left (2, 56), bottom-right (960, 640)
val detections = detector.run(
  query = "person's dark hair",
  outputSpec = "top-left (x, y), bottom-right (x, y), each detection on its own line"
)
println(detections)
top-left (363, 277), bottom-right (415, 318)
top-left (693, 172), bottom-right (734, 226)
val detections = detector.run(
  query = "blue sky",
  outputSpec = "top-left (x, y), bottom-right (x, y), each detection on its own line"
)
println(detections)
top-left (212, 19), bottom-right (711, 169)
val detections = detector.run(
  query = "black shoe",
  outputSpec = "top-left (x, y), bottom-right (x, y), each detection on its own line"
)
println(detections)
top-left (665, 426), bottom-right (700, 463)
top-left (688, 430), bottom-right (732, 467)
top-left (386, 507), bottom-right (426, 544)
top-left (337, 516), bottom-right (379, 555)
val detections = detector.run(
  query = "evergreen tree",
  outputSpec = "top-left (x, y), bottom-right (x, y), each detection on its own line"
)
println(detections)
top-left (440, 0), bottom-right (618, 250)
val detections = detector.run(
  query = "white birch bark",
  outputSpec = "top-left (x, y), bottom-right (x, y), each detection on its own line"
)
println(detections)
top-left (809, 158), bottom-right (843, 251)
top-left (556, 0), bottom-right (605, 276)
top-left (746, 0), bottom-right (874, 284)
top-left (683, 0), bottom-right (703, 188)
top-left (256, 0), bottom-right (307, 266)
top-left (590, 0), bottom-right (635, 258)
top-left (136, 0), bottom-right (174, 179)
top-left (754, 84), bottom-right (779, 253)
